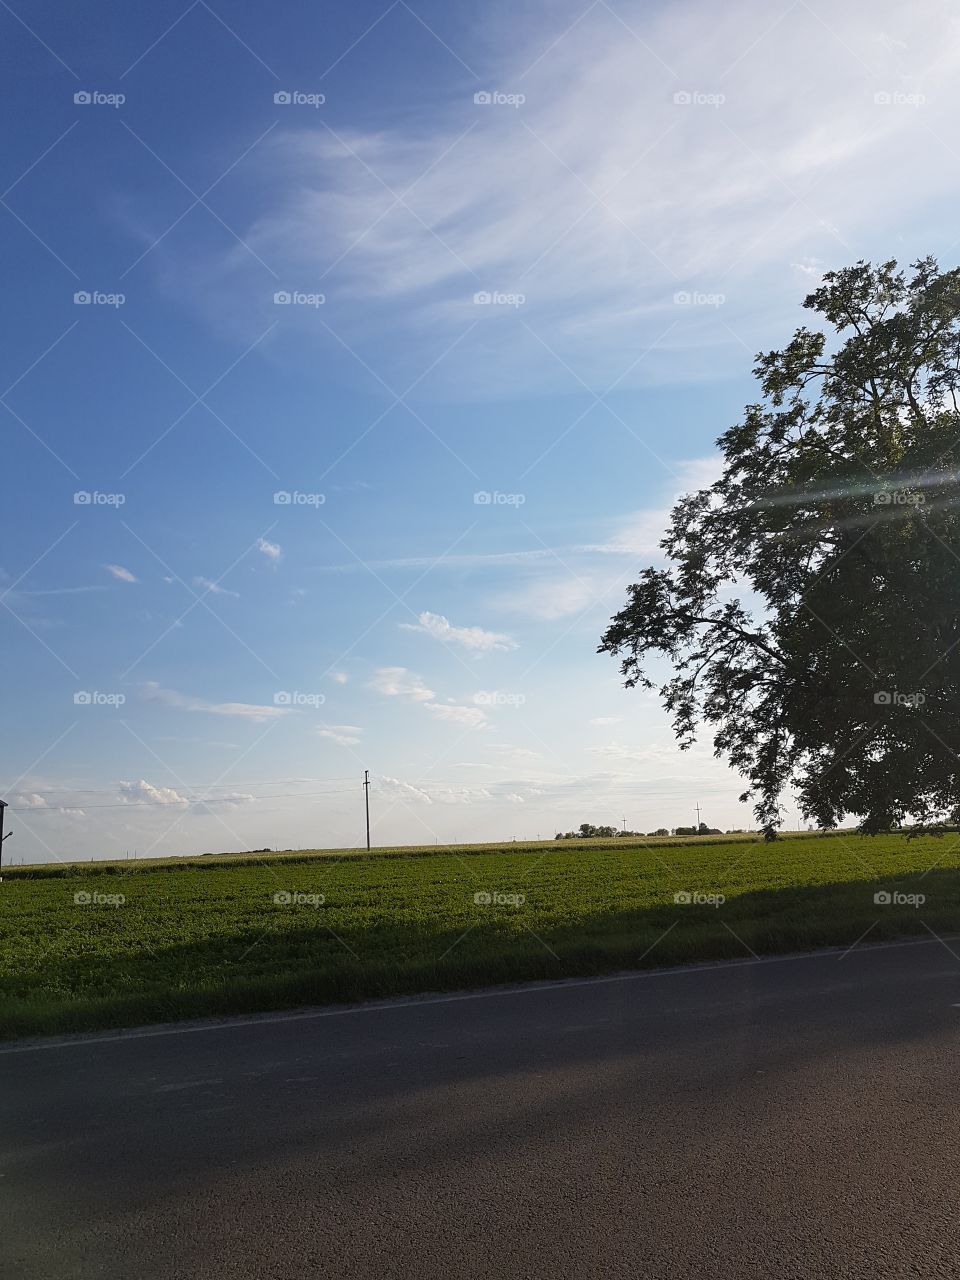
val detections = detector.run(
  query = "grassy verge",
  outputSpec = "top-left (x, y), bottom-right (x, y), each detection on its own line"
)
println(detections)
top-left (1, 832), bottom-right (958, 1039)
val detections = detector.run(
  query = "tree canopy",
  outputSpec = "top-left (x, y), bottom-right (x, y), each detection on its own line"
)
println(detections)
top-left (600, 257), bottom-right (960, 838)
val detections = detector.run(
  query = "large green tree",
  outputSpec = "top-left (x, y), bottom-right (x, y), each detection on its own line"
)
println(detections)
top-left (600, 257), bottom-right (960, 838)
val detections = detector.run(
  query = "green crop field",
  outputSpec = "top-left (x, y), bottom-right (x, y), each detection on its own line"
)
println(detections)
top-left (2, 830), bottom-right (959, 1040)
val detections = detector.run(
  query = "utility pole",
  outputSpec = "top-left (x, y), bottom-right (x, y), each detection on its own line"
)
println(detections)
top-left (695, 802), bottom-right (701, 831)
top-left (0, 800), bottom-right (10, 877)
top-left (363, 770), bottom-right (371, 850)
top-left (621, 815), bottom-right (626, 835)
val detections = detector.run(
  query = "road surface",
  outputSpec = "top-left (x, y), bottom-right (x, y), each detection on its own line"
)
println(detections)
top-left (3, 937), bottom-right (960, 1279)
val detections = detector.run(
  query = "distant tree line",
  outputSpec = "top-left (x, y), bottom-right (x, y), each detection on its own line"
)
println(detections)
top-left (554, 821), bottom-right (747, 839)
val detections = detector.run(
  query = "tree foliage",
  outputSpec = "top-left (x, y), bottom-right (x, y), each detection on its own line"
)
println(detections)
top-left (555, 823), bottom-right (635, 839)
top-left (600, 257), bottom-right (960, 838)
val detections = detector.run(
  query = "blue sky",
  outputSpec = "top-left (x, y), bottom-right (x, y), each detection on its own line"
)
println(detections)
top-left (3, 0), bottom-right (959, 860)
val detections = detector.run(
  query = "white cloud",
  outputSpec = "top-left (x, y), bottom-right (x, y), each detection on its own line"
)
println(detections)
top-left (13, 792), bottom-right (48, 807)
top-left (16, 586), bottom-right (107, 597)
top-left (471, 690), bottom-right (524, 707)
top-left (370, 669), bottom-right (488, 729)
top-left (188, 792), bottom-right (255, 814)
top-left (493, 572), bottom-right (613, 621)
top-left (379, 776), bottom-right (434, 805)
top-left (378, 775), bottom-right (543, 807)
top-left (105, 564), bottom-right (137, 583)
top-left (330, 671), bottom-right (349, 684)
top-left (118, 779), bottom-right (256, 813)
top-left (399, 611), bottom-right (518, 654)
top-left (587, 741), bottom-right (673, 764)
top-left (194, 576), bottom-right (239, 598)
top-left (317, 724), bottom-right (363, 746)
top-left (377, 776), bottom-right (500, 806)
top-left (492, 458), bottom-right (725, 620)
top-left (590, 716), bottom-right (622, 726)
top-left (581, 510), bottom-right (672, 560)
top-left (119, 779), bottom-right (189, 806)
top-left (369, 667), bottom-right (434, 701)
top-left (791, 256), bottom-right (825, 280)
top-left (197, 0), bottom-right (960, 393)
top-left (315, 465), bottom-right (718, 593)
top-left (582, 458), bottom-right (723, 556)
top-left (256, 537), bottom-right (282, 561)
top-left (317, 550), bottom-right (554, 574)
top-left (490, 745), bottom-right (542, 763)
top-left (140, 682), bottom-right (290, 721)
top-left (671, 456), bottom-right (726, 495)
top-left (424, 701), bottom-right (488, 728)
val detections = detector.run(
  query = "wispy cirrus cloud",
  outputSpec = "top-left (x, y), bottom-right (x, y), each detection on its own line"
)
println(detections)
top-left (377, 776), bottom-right (523, 805)
top-left (491, 574), bottom-right (607, 621)
top-left (194, 576), bottom-right (240, 598)
top-left (315, 459), bottom-right (721, 615)
top-left (423, 701), bottom-right (487, 729)
top-left (578, 457), bottom-right (723, 556)
top-left (316, 724), bottom-right (363, 746)
top-left (191, 0), bottom-right (960, 394)
top-left (587, 741), bottom-right (681, 765)
top-left (140, 682), bottom-right (290, 721)
top-left (189, 792), bottom-right (255, 812)
top-left (315, 550), bottom-right (554, 575)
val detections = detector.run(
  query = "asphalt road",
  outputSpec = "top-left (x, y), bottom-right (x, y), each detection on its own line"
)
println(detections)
top-left (3, 937), bottom-right (960, 1280)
